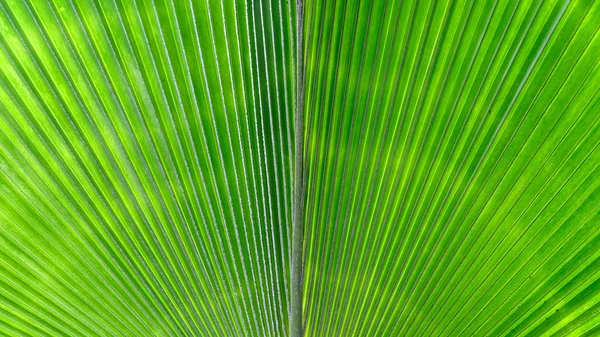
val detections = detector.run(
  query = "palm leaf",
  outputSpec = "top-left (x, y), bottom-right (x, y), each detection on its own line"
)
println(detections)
top-left (1, 0), bottom-right (600, 336)
top-left (0, 0), bottom-right (295, 336)
top-left (301, 0), bottom-right (600, 336)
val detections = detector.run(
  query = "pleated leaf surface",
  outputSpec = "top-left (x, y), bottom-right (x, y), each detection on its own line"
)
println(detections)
top-left (302, 0), bottom-right (600, 336)
top-left (3, 0), bottom-right (600, 336)
top-left (0, 0), bottom-right (295, 336)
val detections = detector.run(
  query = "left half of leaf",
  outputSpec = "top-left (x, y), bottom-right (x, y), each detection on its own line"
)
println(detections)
top-left (0, 0), bottom-right (296, 336)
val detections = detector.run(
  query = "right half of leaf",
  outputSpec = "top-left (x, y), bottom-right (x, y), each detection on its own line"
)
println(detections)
top-left (301, 0), bottom-right (600, 336)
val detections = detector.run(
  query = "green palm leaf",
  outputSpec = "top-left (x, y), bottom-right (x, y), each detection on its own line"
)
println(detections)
top-left (1, 0), bottom-right (600, 336)
top-left (302, 0), bottom-right (600, 336)
top-left (0, 0), bottom-right (295, 335)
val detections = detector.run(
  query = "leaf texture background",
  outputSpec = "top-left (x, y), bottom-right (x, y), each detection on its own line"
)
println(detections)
top-left (1, 0), bottom-right (600, 336)
top-left (302, 0), bottom-right (600, 336)
top-left (0, 0), bottom-right (295, 336)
